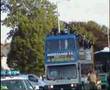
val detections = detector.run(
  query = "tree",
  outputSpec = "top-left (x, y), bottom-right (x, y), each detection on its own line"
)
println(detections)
top-left (68, 21), bottom-right (108, 51)
top-left (1, 0), bottom-right (58, 75)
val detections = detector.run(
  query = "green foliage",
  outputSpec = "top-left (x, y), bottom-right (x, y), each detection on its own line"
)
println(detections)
top-left (4, 0), bottom-right (57, 75)
top-left (68, 21), bottom-right (108, 50)
top-left (69, 22), bottom-right (96, 43)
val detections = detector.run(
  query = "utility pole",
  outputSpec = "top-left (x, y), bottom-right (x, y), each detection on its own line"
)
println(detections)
top-left (56, 1), bottom-right (61, 33)
top-left (108, 23), bottom-right (110, 51)
top-left (108, 5), bottom-right (110, 50)
top-left (56, 0), bottom-right (70, 34)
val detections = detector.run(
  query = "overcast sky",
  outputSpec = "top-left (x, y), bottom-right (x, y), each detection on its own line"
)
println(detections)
top-left (1, 0), bottom-right (109, 43)
top-left (50, 0), bottom-right (109, 26)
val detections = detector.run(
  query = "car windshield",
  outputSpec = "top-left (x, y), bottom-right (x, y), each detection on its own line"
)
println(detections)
top-left (1, 79), bottom-right (34, 90)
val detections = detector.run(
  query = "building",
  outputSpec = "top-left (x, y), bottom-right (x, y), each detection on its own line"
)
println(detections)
top-left (1, 43), bottom-right (10, 70)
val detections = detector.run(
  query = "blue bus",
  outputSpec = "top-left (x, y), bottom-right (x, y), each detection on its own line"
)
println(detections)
top-left (44, 33), bottom-right (81, 90)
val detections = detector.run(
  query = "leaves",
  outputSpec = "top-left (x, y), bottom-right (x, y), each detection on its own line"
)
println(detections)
top-left (5, 0), bottom-right (57, 75)
top-left (68, 21), bottom-right (109, 50)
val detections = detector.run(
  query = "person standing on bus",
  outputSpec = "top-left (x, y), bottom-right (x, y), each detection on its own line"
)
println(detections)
top-left (87, 69), bottom-right (97, 90)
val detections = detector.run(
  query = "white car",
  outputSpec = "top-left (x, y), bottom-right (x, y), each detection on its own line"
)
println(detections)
top-left (20, 74), bottom-right (46, 90)
top-left (1, 70), bottom-right (39, 90)
top-left (1, 75), bottom-right (39, 90)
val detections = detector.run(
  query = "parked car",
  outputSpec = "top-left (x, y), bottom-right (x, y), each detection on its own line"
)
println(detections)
top-left (1, 70), bottom-right (39, 90)
top-left (20, 74), bottom-right (46, 90)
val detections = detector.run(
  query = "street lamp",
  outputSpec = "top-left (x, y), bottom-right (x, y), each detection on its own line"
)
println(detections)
top-left (56, 1), bottom-right (60, 33)
top-left (56, 0), bottom-right (70, 33)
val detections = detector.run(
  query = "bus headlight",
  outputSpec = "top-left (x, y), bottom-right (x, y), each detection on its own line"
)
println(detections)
top-left (50, 85), bottom-right (53, 88)
top-left (71, 84), bottom-right (74, 87)
top-left (71, 83), bottom-right (77, 87)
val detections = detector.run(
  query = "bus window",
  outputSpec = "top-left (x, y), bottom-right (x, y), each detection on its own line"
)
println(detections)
top-left (46, 40), bottom-right (59, 52)
top-left (46, 39), bottom-right (75, 52)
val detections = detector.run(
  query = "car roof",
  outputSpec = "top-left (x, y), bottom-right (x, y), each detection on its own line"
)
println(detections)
top-left (20, 74), bottom-right (39, 78)
top-left (1, 75), bottom-right (27, 81)
top-left (19, 74), bottom-right (44, 82)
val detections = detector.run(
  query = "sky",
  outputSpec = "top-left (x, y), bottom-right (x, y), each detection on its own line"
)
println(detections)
top-left (1, 0), bottom-right (109, 44)
top-left (50, 0), bottom-right (109, 26)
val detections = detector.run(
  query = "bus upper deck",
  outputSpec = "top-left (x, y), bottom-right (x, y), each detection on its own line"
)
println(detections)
top-left (45, 34), bottom-right (79, 65)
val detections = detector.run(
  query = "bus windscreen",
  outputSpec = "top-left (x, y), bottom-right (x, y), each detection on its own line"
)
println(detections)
top-left (47, 65), bottom-right (77, 80)
top-left (46, 39), bottom-right (75, 52)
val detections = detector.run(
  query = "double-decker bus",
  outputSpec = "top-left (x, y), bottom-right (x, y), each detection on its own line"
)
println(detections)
top-left (44, 32), bottom-right (81, 90)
